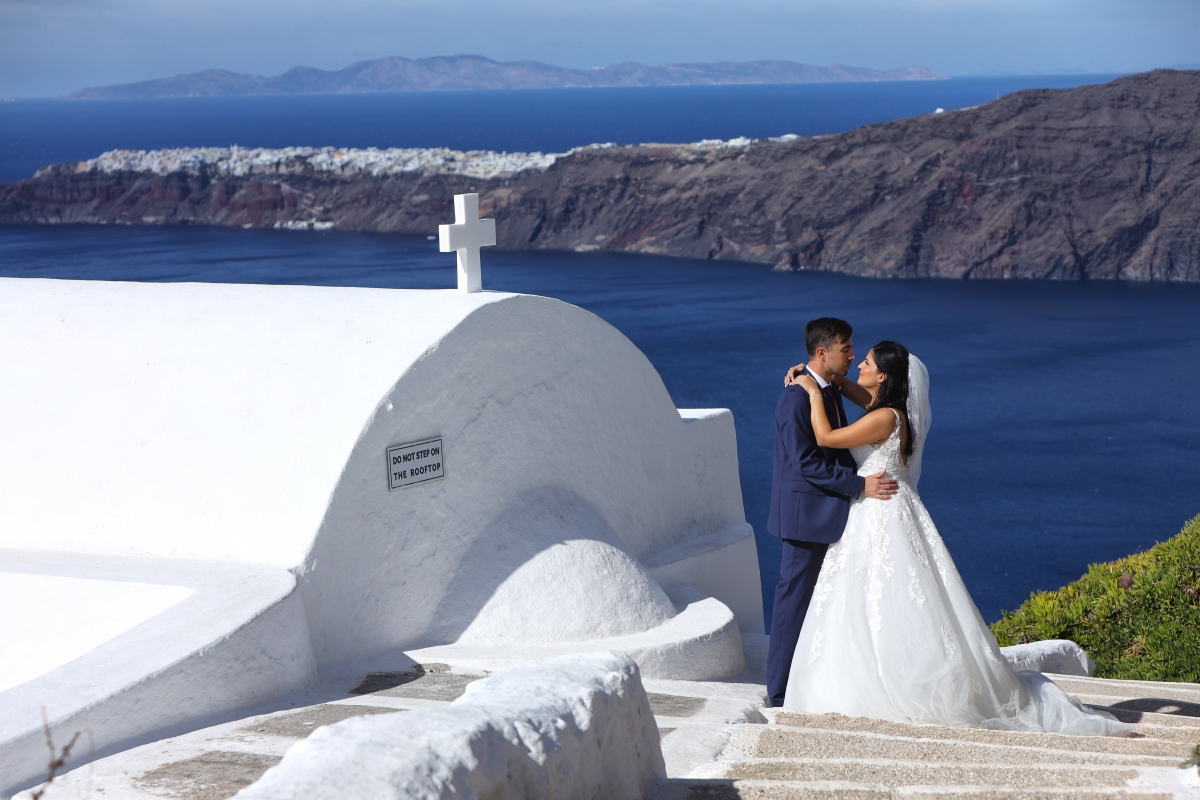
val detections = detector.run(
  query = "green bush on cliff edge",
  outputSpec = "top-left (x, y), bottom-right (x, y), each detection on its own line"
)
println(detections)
top-left (991, 514), bottom-right (1200, 683)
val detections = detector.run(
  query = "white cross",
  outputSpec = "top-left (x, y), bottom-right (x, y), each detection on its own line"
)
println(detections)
top-left (439, 193), bottom-right (496, 294)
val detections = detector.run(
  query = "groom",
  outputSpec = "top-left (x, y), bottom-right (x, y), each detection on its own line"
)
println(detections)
top-left (766, 317), bottom-right (898, 707)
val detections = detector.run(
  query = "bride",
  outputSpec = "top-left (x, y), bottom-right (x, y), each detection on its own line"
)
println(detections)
top-left (785, 342), bottom-right (1129, 736)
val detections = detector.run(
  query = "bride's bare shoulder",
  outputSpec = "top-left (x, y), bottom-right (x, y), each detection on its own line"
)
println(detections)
top-left (863, 407), bottom-right (902, 425)
top-left (861, 407), bottom-right (905, 447)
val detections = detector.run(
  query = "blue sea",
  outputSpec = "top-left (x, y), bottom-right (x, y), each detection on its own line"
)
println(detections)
top-left (4, 75), bottom-right (1197, 626)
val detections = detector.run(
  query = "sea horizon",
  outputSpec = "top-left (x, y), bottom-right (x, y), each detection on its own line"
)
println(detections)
top-left (4, 69), bottom-right (1136, 103)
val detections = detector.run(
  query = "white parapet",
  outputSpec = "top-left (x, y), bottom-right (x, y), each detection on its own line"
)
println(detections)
top-left (0, 278), bottom-right (760, 795)
top-left (0, 550), bottom-right (317, 796)
top-left (1000, 640), bottom-right (1095, 676)
top-left (237, 652), bottom-right (665, 800)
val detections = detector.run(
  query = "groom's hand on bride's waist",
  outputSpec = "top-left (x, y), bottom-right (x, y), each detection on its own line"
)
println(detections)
top-left (861, 471), bottom-right (898, 500)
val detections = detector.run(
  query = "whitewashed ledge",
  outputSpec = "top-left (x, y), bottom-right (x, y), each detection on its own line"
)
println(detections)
top-left (1001, 639), bottom-right (1096, 676)
top-left (51, 134), bottom-right (806, 181)
top-left (235, 652), bottom-right (664, 800)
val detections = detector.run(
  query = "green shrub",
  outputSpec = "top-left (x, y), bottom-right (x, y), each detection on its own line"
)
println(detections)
top-left (990, 514), bottom-right (1200, 683)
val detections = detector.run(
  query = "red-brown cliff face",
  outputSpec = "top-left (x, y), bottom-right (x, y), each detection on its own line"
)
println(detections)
top-left (3, 70), bottom-right (1199, 281)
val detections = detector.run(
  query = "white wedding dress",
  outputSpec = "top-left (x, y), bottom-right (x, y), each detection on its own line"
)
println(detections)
top-left (784, 358), bottom-right (1130, 736)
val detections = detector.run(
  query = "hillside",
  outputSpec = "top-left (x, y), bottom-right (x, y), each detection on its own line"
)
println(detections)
top-left (992, 514), bottom-right (1200, 683)
top-left (61, 56), bottom-right (945, 99)
top-left (4, 70), bottom-right (1198, 281)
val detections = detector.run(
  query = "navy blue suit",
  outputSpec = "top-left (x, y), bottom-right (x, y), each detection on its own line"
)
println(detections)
top-left (766, 378), bottom-right (865, 706)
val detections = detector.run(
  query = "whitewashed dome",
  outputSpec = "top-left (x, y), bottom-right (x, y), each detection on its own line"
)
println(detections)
top-left (456, 539), bottom-right (676, 645)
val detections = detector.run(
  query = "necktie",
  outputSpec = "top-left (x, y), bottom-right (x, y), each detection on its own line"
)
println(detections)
top-left (822, 385), bottom-right (844, 428)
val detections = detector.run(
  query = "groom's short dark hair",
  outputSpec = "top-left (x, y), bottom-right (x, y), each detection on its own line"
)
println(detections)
top-left (806, 318), bottom-right (853, 356)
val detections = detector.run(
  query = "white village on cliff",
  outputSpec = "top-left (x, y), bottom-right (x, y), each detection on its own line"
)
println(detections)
top-left (2, 196), bottom-right (1198, 799)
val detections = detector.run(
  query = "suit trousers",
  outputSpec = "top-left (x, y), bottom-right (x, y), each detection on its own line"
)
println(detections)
top-left (766, 538), bottom-right (829, 707)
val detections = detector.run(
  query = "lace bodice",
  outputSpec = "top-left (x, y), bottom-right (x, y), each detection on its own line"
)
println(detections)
top-left (850, 408), bottom-right (908, 481)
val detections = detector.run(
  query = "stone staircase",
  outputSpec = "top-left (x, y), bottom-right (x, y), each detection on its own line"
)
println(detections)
top-left (16, 666), bottom-right (1200, 800)
top-left (653, 675), bottom-right (1200, 800)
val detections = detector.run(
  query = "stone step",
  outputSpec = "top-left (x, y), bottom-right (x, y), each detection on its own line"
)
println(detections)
top-left (695, 757), bottom-right (1145, 788)
top-left (764, 710), bottom-right (1198, 756)
top-left (725, 725), bottom-right (1187, 766)
top-left (653, 778), bottom-right (1176, 800)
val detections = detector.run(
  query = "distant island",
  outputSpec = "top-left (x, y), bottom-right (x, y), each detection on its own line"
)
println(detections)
top-left (8, 70), bottom-right (1197, 282)
top-left (60, 55), bottom-right (946, 99)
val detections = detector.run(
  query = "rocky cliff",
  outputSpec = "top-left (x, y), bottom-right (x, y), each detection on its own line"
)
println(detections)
top-left (4, 70), bottom-right (1198, 281)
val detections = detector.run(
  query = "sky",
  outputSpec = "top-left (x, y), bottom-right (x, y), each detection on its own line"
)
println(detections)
top-left (2, 0), bottom-right (1198, 97)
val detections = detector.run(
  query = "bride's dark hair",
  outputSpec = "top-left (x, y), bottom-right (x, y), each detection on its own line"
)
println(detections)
top-left (866, 341), bottom-right (914, 458)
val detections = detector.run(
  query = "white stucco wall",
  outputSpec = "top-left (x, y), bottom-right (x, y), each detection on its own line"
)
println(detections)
top-left (296, 293), bottom-right (755, 663)
top-left (0, 277), bottom-right (761, 793)
top-left (0, 278), bottom-right (759, 665)
top-left (0, 279), bottom-right (497, 564)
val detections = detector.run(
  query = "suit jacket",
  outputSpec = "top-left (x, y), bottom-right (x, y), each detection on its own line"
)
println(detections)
top-left (767, 379), bottom-right (865, 544)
